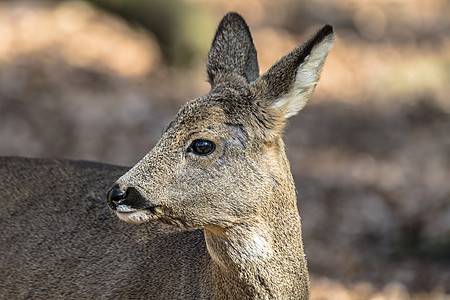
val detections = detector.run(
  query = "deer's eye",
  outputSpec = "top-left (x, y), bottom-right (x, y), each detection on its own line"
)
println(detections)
top-left (188, 139), bottom-right (216, 156)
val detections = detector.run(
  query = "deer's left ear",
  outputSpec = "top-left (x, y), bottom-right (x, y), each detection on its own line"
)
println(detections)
top-left (206, 12), bottom-right (259, 87)
top-left (253, 25), bottom-right (334, 119)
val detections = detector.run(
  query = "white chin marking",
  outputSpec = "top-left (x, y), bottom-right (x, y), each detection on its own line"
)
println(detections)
top-left (116, 210), bottom-right (152, 223)
top-left (115, 204), bottom-right (135, 213)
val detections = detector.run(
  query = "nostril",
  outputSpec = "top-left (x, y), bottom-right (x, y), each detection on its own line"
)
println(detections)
top-left (106, 185), bottom-right (127, 209)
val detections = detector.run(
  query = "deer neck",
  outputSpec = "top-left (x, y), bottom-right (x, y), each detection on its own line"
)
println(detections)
top-left (203, 203), bottom-right (309, 299)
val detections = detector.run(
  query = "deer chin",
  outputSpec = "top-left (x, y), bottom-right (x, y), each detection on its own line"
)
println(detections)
top-left (115, 205), bottom-right (160, 224)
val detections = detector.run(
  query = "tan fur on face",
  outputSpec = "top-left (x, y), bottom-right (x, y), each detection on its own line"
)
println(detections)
top-left (0, 13), bottom-right (334, 300)
top-left (113, 14), bottom-right (333, 299)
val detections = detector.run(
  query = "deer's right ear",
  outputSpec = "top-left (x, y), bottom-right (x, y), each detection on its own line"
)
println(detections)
top-left (206, 12), bottom-right (259, 87)
top-left (254, 25), bottom-right (334, 120)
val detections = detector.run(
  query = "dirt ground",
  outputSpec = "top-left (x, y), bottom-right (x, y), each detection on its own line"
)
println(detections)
top-left (0, 1), bottom-right (448, 299)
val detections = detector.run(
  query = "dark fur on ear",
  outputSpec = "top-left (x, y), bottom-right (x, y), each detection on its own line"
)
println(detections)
top-left (206, 12), bottom-right (259, 86)
top-left (256, 25), bottom-right (333, 101)
top-left (247, 24), bottom-right (334, 140)
top-left (206, 15), bottom-right (333, 143)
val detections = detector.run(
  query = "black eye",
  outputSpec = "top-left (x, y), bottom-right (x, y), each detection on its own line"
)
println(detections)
top-left (188, 139), bottom-right (216, 156)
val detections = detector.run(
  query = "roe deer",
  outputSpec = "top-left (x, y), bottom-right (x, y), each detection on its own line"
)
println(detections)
top-left (0, 13), bottom-right (333, 299)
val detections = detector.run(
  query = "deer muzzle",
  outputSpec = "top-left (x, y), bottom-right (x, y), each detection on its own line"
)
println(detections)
top-left (106, 185), bottom-right (127, 210)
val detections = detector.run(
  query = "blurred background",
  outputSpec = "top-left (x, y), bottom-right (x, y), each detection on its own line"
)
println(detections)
top-left (0, 0), bottom-right (448, 299)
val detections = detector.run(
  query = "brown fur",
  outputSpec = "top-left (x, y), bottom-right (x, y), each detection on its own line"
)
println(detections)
top-left (0, 13), bottom-right (333, 299)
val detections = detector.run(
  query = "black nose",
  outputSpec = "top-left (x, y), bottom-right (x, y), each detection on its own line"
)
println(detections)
top-left (106, 185), bottom-right (127, 210)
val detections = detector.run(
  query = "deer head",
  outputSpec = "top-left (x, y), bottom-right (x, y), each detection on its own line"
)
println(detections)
top-left (107, 13), bottom-right (333, 233)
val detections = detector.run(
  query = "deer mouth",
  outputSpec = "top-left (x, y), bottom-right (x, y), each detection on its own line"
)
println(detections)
top-left (115, 205), bottom-right (161, 224)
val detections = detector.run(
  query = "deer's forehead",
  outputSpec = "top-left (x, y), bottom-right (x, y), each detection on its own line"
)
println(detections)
top-left (172, 95), bottom-right (251, 129)
top-left (173, 99), bottom-right (226, 128)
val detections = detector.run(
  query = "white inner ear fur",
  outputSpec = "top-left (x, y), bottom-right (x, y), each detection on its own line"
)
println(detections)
top-left (272, 34), bottom-right (334, 118)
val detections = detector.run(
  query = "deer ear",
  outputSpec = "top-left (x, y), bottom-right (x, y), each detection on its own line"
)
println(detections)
top-left (206, 12), bottom-right (259, 86)
top-left (255, 25), bottom-right (334, 119)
